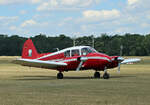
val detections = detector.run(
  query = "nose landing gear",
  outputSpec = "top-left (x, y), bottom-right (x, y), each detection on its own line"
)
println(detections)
top-left (103, 67), bottom-right (110, 79)
top-left (103, 73), bottom-right (110, 79)
top-left (57, 72), bottom-right (63, 79)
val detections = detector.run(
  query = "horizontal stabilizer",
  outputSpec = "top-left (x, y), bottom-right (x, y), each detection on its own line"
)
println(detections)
top-left (121, 58), bottom-right (141, 64)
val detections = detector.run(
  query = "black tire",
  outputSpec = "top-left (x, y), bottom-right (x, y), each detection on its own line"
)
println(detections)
top-left (103, 73), bottom-right (110, 79)
top-left (94, 72), bottom-right (100, 78)
top-left (57, 72), bottom-right (63, 79)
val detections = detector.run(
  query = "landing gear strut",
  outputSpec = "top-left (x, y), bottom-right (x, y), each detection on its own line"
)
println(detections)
top-left (103, 67), bottom-right (110, 79)
top-left (94, 72), bottom-right (100, 78)
top-left (57, 72), bottom-right (63, 79)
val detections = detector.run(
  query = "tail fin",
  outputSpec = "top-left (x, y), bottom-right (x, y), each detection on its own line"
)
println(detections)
top-left (22, 39), bottom-right (38, 59)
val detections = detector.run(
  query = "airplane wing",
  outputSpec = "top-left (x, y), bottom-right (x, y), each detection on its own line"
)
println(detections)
top-left (13, 59), bottom-right (67, 69)
top-left (121, 58), bottom-right (141, 64)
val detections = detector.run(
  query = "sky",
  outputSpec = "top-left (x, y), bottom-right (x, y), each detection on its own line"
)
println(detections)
top-left (0, 0), bottom-right (150, 37)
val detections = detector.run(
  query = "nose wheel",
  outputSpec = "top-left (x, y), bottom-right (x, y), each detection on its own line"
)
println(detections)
top-left (94, 72), bottom-right (100, 78)
top-left (102, 67), bottom-right (110, 79)
top-left (57, 72), bottom-right (63, 79)
top-left (103, 73), bottom-right (110, 79)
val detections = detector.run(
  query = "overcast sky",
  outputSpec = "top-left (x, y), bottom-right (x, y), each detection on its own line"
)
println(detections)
top-left (0, 0), bottom-right (150, 37)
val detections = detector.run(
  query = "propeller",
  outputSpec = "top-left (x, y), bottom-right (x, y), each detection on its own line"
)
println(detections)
top-left (116, 57), bottom-right (124, 73)
top-left (114, 57), bottom-right (141, 73)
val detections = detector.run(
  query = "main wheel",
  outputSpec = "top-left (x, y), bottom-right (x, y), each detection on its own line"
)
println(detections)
top-left (103, 73), bottom-right (110, 79)
top-left (57, 72), bottom-right (63, 79)
top-left (94, 72), bottom-right (100, 78)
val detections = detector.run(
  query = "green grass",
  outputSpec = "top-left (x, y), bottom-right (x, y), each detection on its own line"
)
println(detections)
top-left (0, 56), bottom-right (150, 105)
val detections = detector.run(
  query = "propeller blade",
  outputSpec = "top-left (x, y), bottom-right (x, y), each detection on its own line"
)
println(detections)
top-left (121, 58), bottom-right (141, 64)
top-left (118, 63), bottom-right (121, 73)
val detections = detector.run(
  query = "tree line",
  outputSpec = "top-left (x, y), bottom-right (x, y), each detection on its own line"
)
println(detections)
top-left (0, 33), bottom-right (150, 56)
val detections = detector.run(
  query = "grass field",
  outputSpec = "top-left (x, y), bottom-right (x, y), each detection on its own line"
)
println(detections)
top-left (0, 56), bottom-right (150, 105)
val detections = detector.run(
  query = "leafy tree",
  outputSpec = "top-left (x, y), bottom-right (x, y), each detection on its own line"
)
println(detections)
top-left (0, 33), bottom-right (150, 56)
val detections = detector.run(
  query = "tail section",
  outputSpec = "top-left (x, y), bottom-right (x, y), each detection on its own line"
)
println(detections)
top-left (22, 39), bottom-right (38, 59)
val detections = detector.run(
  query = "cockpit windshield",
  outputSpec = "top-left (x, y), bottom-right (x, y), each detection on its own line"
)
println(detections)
top-left (81, 47), bottom-right (97, 55)
top-left (90, 47), bottom-right (97, 53)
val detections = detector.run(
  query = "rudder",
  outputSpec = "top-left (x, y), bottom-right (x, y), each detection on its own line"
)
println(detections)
top-left (22, 39), bottom-right (38, 59)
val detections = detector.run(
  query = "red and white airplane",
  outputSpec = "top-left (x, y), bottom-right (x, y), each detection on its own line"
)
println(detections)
top-left (14, 39), bottom-right (141, 79)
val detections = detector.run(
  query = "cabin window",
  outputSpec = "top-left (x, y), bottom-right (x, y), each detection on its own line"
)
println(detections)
top-left (81, 48), bottom-right (93, 55)
top-left (71, 49), bottom-right (80, 57)
top-left (64, 50), bottom-right (70, 57)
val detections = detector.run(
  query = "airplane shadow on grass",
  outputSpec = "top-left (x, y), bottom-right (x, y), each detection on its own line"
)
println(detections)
top-left (14, 75), bottom-right (136, 81)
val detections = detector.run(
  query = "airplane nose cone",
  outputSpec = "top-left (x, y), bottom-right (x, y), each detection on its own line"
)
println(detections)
top-left (117, 57), bottom-right (124, 61)
top-left (112, 56), bottom-right (124, 62)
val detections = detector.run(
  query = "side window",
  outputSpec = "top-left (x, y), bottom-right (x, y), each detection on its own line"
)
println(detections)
top-left (71, 49), bottom-right (79, 57)
top-left (81, 48), bottom-right (92, 55)
top-left (64, 50), bottom-right (70, 57)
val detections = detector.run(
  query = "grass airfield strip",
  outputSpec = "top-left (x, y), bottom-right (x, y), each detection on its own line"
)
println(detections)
top-left (0, 56), bottom-right (150, 105)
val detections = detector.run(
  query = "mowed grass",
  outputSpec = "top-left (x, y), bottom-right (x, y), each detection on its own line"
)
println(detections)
top-left (0, 56), bottom-right (150, 105)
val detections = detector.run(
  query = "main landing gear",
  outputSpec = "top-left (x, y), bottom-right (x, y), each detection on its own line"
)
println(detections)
top-left (94, 71), bottom-right (110, 79)
top-left (94, 72), bottom-right (100, 78)
top-left (57, 72), bottom-right (63, 79)
top-left (94, 67), bottom-right (110, 79)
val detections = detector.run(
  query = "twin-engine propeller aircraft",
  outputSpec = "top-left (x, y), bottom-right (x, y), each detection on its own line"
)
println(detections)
top-left (14, 39), bottom-right (141, 79)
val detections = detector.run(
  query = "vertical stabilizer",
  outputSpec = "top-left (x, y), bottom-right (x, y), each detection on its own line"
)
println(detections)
top-left (22, 39), bottom-right (38, 59)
